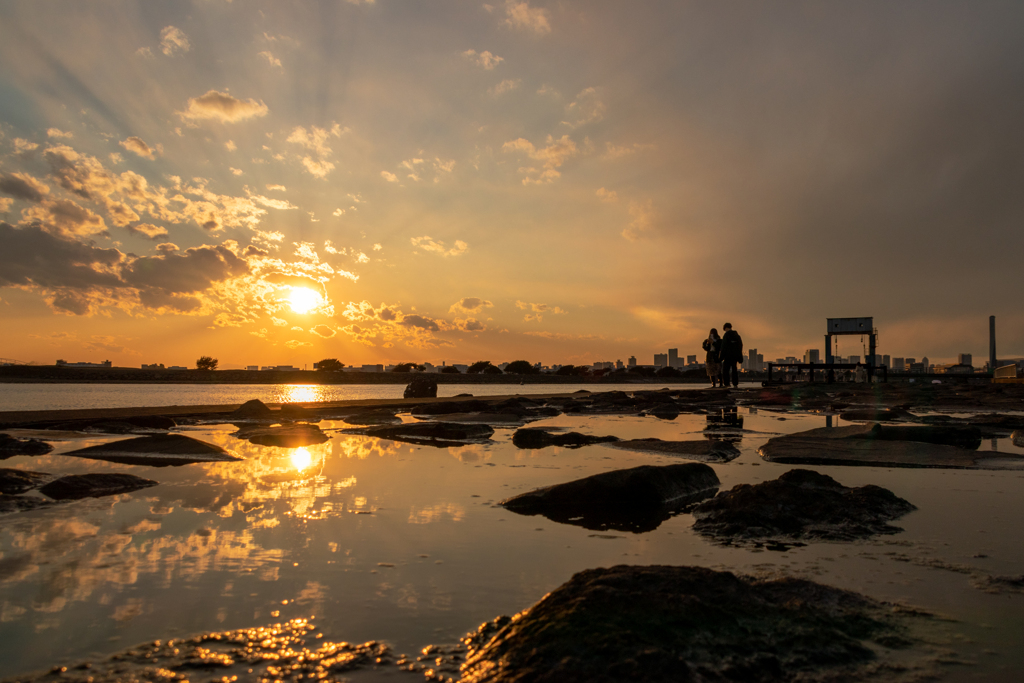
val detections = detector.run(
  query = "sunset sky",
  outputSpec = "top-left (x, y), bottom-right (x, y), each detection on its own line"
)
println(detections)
top-left (1, 1), bottom-right (1022, 368)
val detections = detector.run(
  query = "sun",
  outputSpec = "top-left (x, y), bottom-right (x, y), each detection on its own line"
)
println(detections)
top-left (288, 287), bottom-right (321, 314)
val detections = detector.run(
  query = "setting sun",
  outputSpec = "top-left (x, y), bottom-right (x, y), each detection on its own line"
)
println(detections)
top-left (288, 288), bottom-right (321, 314)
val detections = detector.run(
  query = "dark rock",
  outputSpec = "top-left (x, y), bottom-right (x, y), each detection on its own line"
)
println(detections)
top-left (1014, 430), bottom-right (1024, 449)
top-left (237, 423), bottom-right (329, 448)
top-left (859, 423), bottom-right (981, 449)
top-left (411, 399), bottom-right (490, 415)
top-left (840, 408), bottom-right (915, 422)
top-left (342, 421), bottom-right (494, 447)
top-left (404, 377), bottom-right (438, 399)
top-left (459, 564), bottom-right (920, 683)
top-left (39, 473), bottom-right (158, 500)
top-left (609, 439), bottom-right (741, 463)
top-left (512, 428), bottom-right (619, 449)
top-left (125, 415), bottom-right (176, 430)
top-left (341, 409), bottom-right (402, 425)
top-left (66, 434), bottom-right (240, 467)
top-left (647, 404), bottom-right (680, 419)
top-left (692, 469), bottom-right (916, 543)
top-left (232, 399), bottom-right (274, 418)
top-left (0, 467), bottom-right (51, 494)
top-left (0, 496), bottom-right (56, 514)
top-left (83, 421), bottom-right (141, 434)
top-left (279, 404), bottom-right (315, 419)
top-left (0, 433), bottom-right (54, 458)
top-left (500, 463), bottom-right (720, 532)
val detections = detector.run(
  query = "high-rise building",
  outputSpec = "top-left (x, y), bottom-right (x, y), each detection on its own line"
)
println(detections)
top-left (848, 355), bottom-right (861, 364)
top-left (958, 353), bottom-right (972, 366)
top-left (654, 353), bottom-right (668, 367)
top-left (628, 356), bottom-right (637, 367)
top-left (687, 355), bottom-right (697, 365)
top-left (882, 355), bottom-right (890, 368)
top-left (616, 359), bottom-right (624, 370)
top-left (747, 349), bottom-right (760, 372)
top-left (892, 357), bottom-right (905, 371)
top-left (922, 356), bottom-right (930, 371)
top-left (803, 349), bottom-right (821, 364)
top-left (668, 348), bottom-right (679, 367)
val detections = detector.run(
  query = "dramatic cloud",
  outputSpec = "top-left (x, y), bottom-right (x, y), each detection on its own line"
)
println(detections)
top-left (13, 139), bottom-right (39, 153)
top-left (46, 128), bottom-right (73, 139)
top-left (410, 236), bottom-right (468, 257)
top-left (0, 172), bottom-right (50, 203)
top-left (119, 136), bottom-right (161, 160)
top-left (160, 26), bottom-right (191, 56)
top-left (180, 90), bottom-right (269, 123)
top-left (23, 199), bottom-right (108, 237)
top-left (450, 297), bottom-right (493, 314)
top-left (463, 49), bottom-right (503, 70)
top-left (504, 1), bottom-right (551, 34)
top-left (503, 134), bottom-right (578, 184)
top-left (126, 223), bottom-right (169, 240)
top-left (0, 222), bottom-right (124, 291)
top-left (310, 324), bottom-right (336, 338)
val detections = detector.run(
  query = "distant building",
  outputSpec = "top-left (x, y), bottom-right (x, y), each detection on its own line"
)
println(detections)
top-left (848, 355), bottom-right (861, 364)
top-left (882, 355), bottom-right (890, 368)
top-left (803, 349), bottom-right (820, 364)
top-left (653, 353), bottom-right (668, 367)
top-left (628, 356), bottom-right (637, 367)
top-left (141, 363), bottom-right (165, 370)
top-left (958, 353), bottom-right (973, 366)
top-left (263, 365), bottom-right (300, 371)
top-left (615, 359), bottom-right (624, 370)
top-left (892, 357), bottom-right (905, 371)
top-left (56, 359), bottom-right (112, 368)
top-left (910, 362), bottom-right (925, 373)
top-left (593, 361), bottom-right (615, 371)
top-left (246, 365), bottom-right (259, 371)
top-left (922, 357), bottom-right (930, 372)
top-left (668, 348), bottom-right (679, 367)
top-left (168, 365), bottom-right (187, 370)
top-left (687, 355), bottom-right (697, 365)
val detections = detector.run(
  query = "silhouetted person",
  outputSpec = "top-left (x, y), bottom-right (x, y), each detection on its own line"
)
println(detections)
top-left (702, 328), bottom-right (722, 388)
top-left (720, 322), bottom-right (743, 388)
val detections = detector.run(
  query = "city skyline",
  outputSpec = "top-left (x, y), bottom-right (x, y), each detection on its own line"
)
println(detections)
top-left (1, 2), bottom-right (1022, 368)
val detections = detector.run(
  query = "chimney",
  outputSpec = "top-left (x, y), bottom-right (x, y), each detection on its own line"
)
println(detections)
top-left (990, 315), bottom-right (997, 372)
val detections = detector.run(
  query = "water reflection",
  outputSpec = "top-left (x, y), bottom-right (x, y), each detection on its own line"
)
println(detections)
top-left (291, 447), bottom-right (313, 472)
top-left (277, 384), bottom-right (330, 405)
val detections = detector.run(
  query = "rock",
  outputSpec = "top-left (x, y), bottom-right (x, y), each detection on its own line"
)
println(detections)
top-left (341, 409), bottom-right (402, 425)
top-left (458, 564), bottom-right (922, 683)
top-left (512, 428), bottom-right (619, 449)
top-left (39, 473), bottom-right (158, 500)
top-left (500, 463), bottom-right (720, 532)
top-left (608, 439), bottom-right (741, 463)
top-left (411, 399), bottom-right (490, 415)
top-left (647, 404), bottom-right (681, 419)
top-left (404, 377), bottom-right (438, 399)
top-left (232, 399), bottom-right (274, 418)
top-left (124, 415), bottom-right (177, 430)
top-left (0, 433), bottom-right (54, 458)
top-left (237, 423), bottom-right (330, 448)
top-left (758, 424), bottom-right (1014, 469)
top-left (840, 408), bottom-right (915, 422)
top-left (859, 423), bottom-right (981, 449)
top-left (0, 467), bottom-right (51, 494)
top-left (1014, 430), bottom-right (1024, 448)
top-left (0, 496), bottom-right (56, 514)
top-left (65, 434), bottom-right (240, 467)
top-left (279, 404), bottom-right (314, 419)
top-left (692, 469), bottom-right (916, 543)
top-left (342, 422), bottom-right (494, 447)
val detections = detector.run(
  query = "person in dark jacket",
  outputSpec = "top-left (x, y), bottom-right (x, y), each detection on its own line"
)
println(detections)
top-left (702, 328), bottom-right (722, 388)
top-left (719, 322), bottom-right (743, 388)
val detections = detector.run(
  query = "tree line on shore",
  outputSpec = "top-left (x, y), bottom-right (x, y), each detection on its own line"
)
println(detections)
top-left (311, 358), bottom-right (707, 378)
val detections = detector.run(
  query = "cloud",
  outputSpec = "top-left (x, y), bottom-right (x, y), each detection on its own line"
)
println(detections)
top-left (489, 78), bottom-right (521, 96)
top-left (455, 318), bottom-right (485, 332)
top-left (13, 139), bottom-right (39, 153)
top-left (23, 198), bottom-right (108, 237)
top-left (180, 90), bottom-right (269, 123)
top-left (230, 167), bottom-right (244, 176)
top-left (258, 51), bottom-right (282, 68)
top-left (504, 1), bottom-right (551, 34)
top-left (119, 136), bottom-right (161, 160)
top-left (340, 301), bottom-right (457, 349)
top-left (332, 208), bottom-right (345, 217)
top-left (0, 198), bottom-right (11, 212)
top-left (410, 236), bottom-right (468, 257)
top-left (622, 199), bottom-right (654, 241)
top-left (373, 243), bottom-right (382, 250)
top-left (0, 172), bottom-right (50, 203)
top-left (160, 26), bottom-right (191, 56)
top-left (502, 134), bottom-right (578, 184)
top-left (563, 87), bottom-right (605, 128)
top-left (285, 339), bottom-right (311, 349)
top-left (399, 314), bottom-right (440, 332)
top-left (380, 170), bottom-right (398, 183)
top-left (515, 300), bottom-right (566, 321)
top-left (310, 324), bottom-right (336, 338)
top-left (596, 187), bottom-right (618, 203)
top-left (47, 128), bottom-right (73, 139)
top-left (603, 142), bottom-right (655, 160)
top-left (287, 124), bottom-right (346, 178)
top-left (266, 184), bottom-right (286, 191)
top-left (523, 331), bottom-right (602, 341)
top-left (127, 223), bottom-right (169, 240)
top-left (135, 47), bottom-right (153, 58)
top-left (225, 140), bottom-right (237, 151)
top-left (250, 194), bottom-right (297, 210)
top-left (463, 49), bottom-right (503, 70)
top-left (450, 297), bottom-right (493, 314)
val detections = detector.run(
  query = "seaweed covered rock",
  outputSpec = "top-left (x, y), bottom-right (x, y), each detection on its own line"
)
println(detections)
top-left (39, 473), bottom-right (158, 500)
top-left (693, 469), bottom-right (916, 543)
top-left (500, 463), bottom-right (719, 532)
top-left (512, 428), bottom-right (619, 449)
top-left (609, 438), bottom-right (740, 463)
top-left (404, 377), bottom-right (438, 399)
top-left (0, 433), bottom-right (53, 458)
top-left (459, 564), bottom-right (922, 683)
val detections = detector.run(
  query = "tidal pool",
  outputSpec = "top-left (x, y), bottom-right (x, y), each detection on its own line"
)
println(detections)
top-left (1, 407), bottom-right (1022, 681)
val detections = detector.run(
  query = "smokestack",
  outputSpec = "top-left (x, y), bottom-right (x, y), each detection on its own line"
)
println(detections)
top-left (990, 315), bottom-right (997, 372)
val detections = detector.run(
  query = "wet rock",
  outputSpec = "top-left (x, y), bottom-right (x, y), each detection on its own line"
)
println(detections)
top-left (341, 409), bottom-right (402, 425)
top-left (279, 404), bottom-right (314, 419)
top-left (343, 422), bottom-right (493, 447)
top-left (609, 439), bottom-right (741, 463)
top-left (39, 472), bottom-right (158, 500)
top-left (759, 424), bottom-right (1013, 469)
top-left (0, 433), bottom-right (53, 458)
top-left (1014, 430), bottom-right (1024, 448)
top-left (647, 404), bottom-right (681, 419)
top-left (459, 564), bottom-right (923, 683)
top-left (840, 407), bottom-right (915, 422)
top-left (692, 469), bottom-right (916, 543)
top-left (500, 463), bottom-right (719, 532)
top-left (859, 423), bottom-right (982, 449)
top-left (237, 423), bottom-right (330, 448)
top-left (124, 415), bottom-right (177, 430)
top-left (0, 467), bottom-right (51, 494)
top-left (65, 434), bottom-right (241, 467)
top-left (411, 399), bottom-right (491, 415)
top-left (426, 413), bottom-right (530, 425)
top-left (0, 496), bottom-right (56, 514)
top-left (404, 377), bottom-right (438, 399)
top-left (511, 428), bottom-right (619, 449)
top-left (232, 399), bottom-right (274, 418)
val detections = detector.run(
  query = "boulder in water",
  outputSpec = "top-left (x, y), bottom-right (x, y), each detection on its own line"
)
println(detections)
top-left (404, 377), bottom-right (438, 399)
top-left (0, 467), bottom-right (51, 494)
top-left (232, 399), bottom-right (274, 418)
top-left (0, 433), bottom-right (53, 458)
top-left (512, 428), bottom-right (619, 449)
top-left (608, 438), bottom-right (740, 463)
top-left (39, 472), bottom-right (158, 500)
top-left (342, 421), bottom-right (493, 447)
top-left (238, 423), bottom-right (329, 448)
top-left (65, 434), bottom-right (240, 466)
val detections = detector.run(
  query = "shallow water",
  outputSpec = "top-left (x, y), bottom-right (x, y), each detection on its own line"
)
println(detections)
top-left (1, 408), bottom-right (1023, 681)
top-left (0, 382), bottom-right (758, 413)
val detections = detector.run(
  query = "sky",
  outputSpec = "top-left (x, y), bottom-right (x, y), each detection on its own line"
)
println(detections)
top-left (1, 0), bottom-right (1022, 369)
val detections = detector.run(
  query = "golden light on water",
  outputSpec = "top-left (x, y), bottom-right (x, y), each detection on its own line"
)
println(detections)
top-left (287, 287), bottom-right (321, 314)
top-left (290, 447), bottom-right (313, 472)
top-left (281, 385), bottom-right (323, 404)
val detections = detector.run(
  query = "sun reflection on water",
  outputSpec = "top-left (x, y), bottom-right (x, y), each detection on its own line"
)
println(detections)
top-left (290, 447), bottom-right (313, 472)
top-left (279, 385), bottom-right (325, 404)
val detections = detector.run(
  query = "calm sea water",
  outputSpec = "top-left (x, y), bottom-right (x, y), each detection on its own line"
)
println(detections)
top-left (1, 403), bottom-right (1022, 680)
top-left (0, 382), bottom-right (757, 413)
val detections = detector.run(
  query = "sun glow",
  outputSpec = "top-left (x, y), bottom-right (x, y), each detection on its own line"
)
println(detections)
top-left (290, 447), bottom-right (313, 472)
top-left (288, 287), bottom-right (321, 314)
